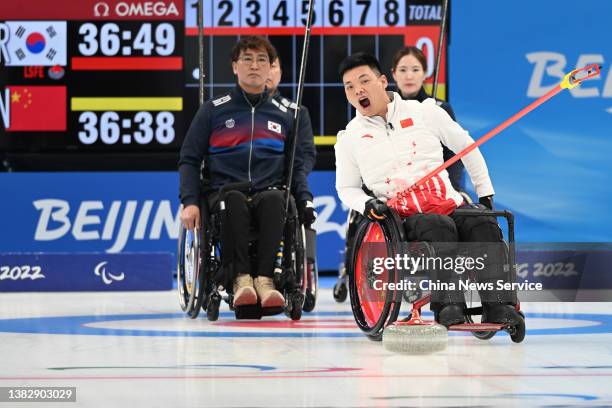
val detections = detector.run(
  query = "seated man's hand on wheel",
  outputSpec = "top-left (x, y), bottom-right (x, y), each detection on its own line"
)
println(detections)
top-left (478, 195), bottom-right (494, 210)
top-left (180, 205), bottom-right (201, 230)
top-left (298, 200), bottom-right (317, 226)
top-left (365, 198), bottom-right (388, 221)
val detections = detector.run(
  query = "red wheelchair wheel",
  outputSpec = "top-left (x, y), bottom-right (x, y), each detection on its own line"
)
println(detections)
top-left (348, 213), bottom-right (404, 341)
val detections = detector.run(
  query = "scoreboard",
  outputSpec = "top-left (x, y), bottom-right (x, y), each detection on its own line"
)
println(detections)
top-left (183, 0), bottom-right (449, 148)
top-left (0, 0), bottom-right (183, 164)
top-left (0, 0), bottom-right (447, 170)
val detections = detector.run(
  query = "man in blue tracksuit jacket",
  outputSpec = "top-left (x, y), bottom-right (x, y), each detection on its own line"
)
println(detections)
top-left (178, 36), bottom-right (314, 309)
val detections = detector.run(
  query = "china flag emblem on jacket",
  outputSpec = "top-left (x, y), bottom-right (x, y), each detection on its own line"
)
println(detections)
top-left (6, 86), bottom-right (66, 131)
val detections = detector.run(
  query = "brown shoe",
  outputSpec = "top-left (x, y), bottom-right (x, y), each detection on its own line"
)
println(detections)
top-left (254, 276), bottom-right (285, 308)
top-left (233, 274), bottom-right (257, 306)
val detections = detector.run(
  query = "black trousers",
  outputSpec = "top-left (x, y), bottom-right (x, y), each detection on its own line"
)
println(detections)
top-left (211, 189), bottom-right (285, 280)
top-left (404, 204), bottom-right (516, 311)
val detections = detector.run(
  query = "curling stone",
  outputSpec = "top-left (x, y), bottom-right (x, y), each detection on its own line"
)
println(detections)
top-left (382, 309), bottom-right (448, 354)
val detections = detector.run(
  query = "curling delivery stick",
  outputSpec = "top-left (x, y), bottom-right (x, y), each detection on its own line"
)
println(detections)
top-left (273, 0), bottom-right (315, 285)
top-left (431, 0), bottom-right (449, 101)
top-left (410, 64), bottom-right (601, 191)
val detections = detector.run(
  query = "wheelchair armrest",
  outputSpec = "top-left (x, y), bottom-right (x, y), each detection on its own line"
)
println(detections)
top-left (453, 208), bottom-right (515, 244)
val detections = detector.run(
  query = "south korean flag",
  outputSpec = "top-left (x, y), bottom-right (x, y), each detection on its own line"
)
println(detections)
top-left (268, 120), bottom-right (282, 134)
top-left (3, 21), bottom-right (67, 66)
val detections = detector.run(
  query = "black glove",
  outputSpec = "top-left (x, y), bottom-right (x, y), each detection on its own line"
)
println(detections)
top-left (479, 195), bottom-right (494, 210)
top-left (364, 198), bottom-right (388, 221)
top-left (298, 200), bottom-right (317, 226)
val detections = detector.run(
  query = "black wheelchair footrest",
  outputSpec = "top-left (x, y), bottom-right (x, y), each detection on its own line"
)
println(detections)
top-left (234, 304), bottom-right (285, 319)
top-left (260, 306), bottom-right (285, 317)
top-left (234, 304), bottom-right (262, 320)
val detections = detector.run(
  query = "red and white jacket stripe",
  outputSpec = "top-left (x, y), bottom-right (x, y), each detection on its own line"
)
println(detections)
top-left (334, 92), bottom-right (494, 215)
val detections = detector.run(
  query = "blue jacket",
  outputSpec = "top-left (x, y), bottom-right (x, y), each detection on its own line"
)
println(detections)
top-left (179, 85), bottom-right (313, 206)
top-left (271, 91), bottom-right (316, 175)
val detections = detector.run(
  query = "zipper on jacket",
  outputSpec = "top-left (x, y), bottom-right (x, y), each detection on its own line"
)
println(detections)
top-left (248, 106), bottom-right (255, 183)
top-left (240, 88), bottom-right (267, 185)
top-left (384, 121), bottom-right (406, 180)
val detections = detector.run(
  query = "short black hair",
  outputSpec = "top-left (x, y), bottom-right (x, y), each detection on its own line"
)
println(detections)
top-left (231, 36), bottom-right (277, 64)
top-left (338, 52), bottom-right (382, 79)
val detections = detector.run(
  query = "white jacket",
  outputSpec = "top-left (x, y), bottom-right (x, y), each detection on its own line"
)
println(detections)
top-left (335, 92), bottom-right (494, 214)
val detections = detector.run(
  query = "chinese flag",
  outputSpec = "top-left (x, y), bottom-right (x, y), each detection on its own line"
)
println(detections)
top-left (7, 86), bottom-right (66, 131)
top-left (400, 118), bottom-right (414, 128)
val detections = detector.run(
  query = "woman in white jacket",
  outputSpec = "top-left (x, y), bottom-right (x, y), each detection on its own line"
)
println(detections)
top-left (335, 52), bottom-right (521, 327)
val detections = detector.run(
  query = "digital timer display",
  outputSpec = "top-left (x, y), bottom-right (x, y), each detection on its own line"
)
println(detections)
top-left (0, 0), bottom-right (184, 155)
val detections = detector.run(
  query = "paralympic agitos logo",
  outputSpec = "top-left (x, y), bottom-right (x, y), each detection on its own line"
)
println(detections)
top-left (94, 261), bottom-right (125, 285)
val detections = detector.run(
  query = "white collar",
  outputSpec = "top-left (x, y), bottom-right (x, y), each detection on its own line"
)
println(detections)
top-left (355, 91), bottom-right (400, 125)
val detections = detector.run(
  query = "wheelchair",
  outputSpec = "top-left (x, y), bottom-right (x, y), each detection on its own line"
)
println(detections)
top-left (177, 182), bottom-right (318, 321)
top-left (334, 192), bottom-right (475, 303)
top-left (347, 205), bottom-right (526, 343)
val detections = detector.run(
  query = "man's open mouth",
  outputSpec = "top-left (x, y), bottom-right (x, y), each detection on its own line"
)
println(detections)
top-left (359, 97), bottom-right (370, 108)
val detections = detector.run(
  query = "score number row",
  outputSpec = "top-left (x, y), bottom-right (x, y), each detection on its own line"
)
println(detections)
top-left (185, 0), bottom-right (441, 29)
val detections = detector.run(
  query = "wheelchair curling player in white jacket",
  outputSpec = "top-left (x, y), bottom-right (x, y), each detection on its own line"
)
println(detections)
top-left (335, 52), bottom-right (522, 328)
